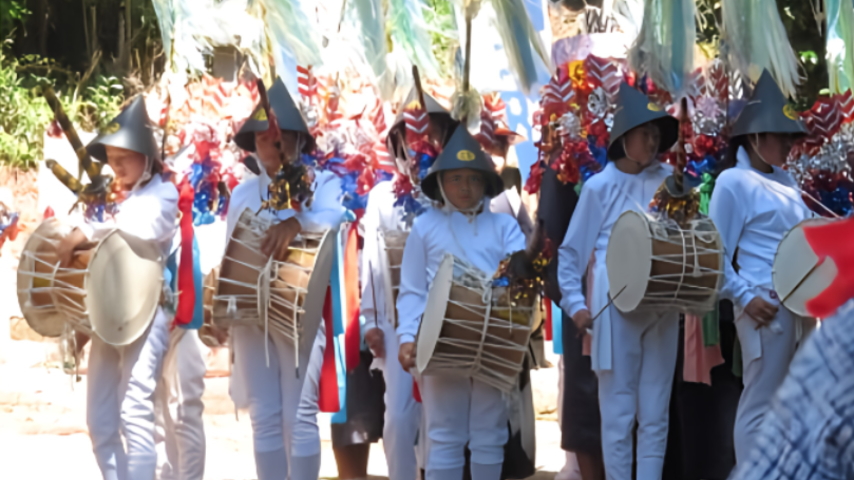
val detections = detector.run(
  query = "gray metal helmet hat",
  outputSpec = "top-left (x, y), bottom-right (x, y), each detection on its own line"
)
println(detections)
top-left (421, 124), bottom-right (504, 202)
top-left (86, 95), bottom-right (160, 163)
top-left (731, 69), bottom-right (807, 138)
top-left (233, 77), bottom-right (315, 153)
top-left (607, 83), bottom-right (679, 160)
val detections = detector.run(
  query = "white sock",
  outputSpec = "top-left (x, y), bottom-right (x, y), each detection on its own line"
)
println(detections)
top-left (290, 453), bottom-right (321, 480)
top-left (470, 462), bottom-right (502, 480)
top-left (255, 448), bottom-right (288, 480)
top-left (426, 466), bottom-right (464, 480)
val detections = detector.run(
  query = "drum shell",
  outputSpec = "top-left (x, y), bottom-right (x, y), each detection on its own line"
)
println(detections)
top-left (646, 223), bottom-right (721, 304)
top-left (380, 230), bottom-right (408, 327)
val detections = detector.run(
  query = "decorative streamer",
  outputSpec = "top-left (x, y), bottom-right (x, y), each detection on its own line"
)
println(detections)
top-left (345, 0), bottom-right (391, 99)
top-left (254, 0), bottom-right (323, 71)
top-left (490, 0), bottom-right (552, 95)
top-left (388, 0), bottom-right (442, 79)
top-left (722, 0), bottom-right (802, 98)
top-left (824, 0), bottom-right (854, 94)
top-left (628, 0), bottom-right (695, 96)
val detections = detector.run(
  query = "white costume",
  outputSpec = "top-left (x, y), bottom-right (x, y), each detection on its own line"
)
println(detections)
top-left (397, 206), bottom-right (525, 480)
top-left (359, 180), bottom-right (422, 480)
top-left (154, 220), bottom-right (227, 480)
top-left (708, 147), bottom-right (815, 464)
top-left (225, 165), bottom-right (344, 480)
top-left (77, 175), bottom-right (179, 480)
top-left (558, 161), bottom-right (678, 480)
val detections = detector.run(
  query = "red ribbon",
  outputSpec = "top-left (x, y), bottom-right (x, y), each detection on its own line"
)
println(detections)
top-left (413, 380), bottom-right (422, 403)
top-left (174, 181), bottom-right (196, 327)
top-left (318, 287), bottom-right (341, 413)
top-left (343, 221), bottom-right (362, 372)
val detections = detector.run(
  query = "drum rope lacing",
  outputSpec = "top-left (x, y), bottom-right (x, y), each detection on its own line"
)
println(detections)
top-left (214, 212), bottom-right (321, 377)
top-left (425, 255), bottom-right (533, 392)
top-left (20, 233), bottom-right (91, 333)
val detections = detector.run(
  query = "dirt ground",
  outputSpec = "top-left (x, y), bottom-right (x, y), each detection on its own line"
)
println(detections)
top-left (0, 348), bottom-right (563, 480)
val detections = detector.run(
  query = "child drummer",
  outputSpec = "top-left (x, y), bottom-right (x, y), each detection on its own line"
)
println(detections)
top-left (557, 83), bottom-right (679, 480)
top-left (360, 87), bottom-right (457, 480)
top-left (55, 95), bottom-right (179, 480)
top-left (228, 77), bottom-right (344, 480)
top-left (396, 125), bottom-right (526, 480)
top-left (708, 70), bottom-right (815, 465)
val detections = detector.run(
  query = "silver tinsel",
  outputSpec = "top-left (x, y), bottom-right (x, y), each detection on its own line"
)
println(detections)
top-left (556, 111), bottom-right (582, 141)
top-left (788, 123), bottom-right (854, 184)
top-left (692, 96), bottom-right (724, 137)
top-left (588, 87), bottom-right (609, 120)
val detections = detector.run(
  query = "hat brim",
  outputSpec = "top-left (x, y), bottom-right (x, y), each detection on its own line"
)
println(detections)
top-left (421, 169), bottom-right (504, 202)
top-left (607, 116), bottom-right (679, 160)
top-left (233, 127), bottom-right (316, 154)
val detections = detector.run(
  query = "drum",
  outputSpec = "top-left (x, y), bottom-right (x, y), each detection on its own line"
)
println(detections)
top-left (606, 211), bottom-right (723, 315)
top-left (17, 220), bottom-right (164, 345)
top-left (416, 254), bottom-right (535, 393)
top-left (213, 209), bottom-right (336, 358)
top-left (379, 229), bottom-right (408, 327)
top-left (200, 266), bottom-right (229, 347)
top-left (773, 217), bottom-right (837, 317)
top-left (17, 218), bottom-right (90, 337)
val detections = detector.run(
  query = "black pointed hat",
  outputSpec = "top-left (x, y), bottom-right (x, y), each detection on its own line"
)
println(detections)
top-left (731, 70), bottom-right (807, 138)
top-left (233, 77), bottom-right (315, 153)
top-left (86, 95), bottom-right (160, 163)
top-left (607, 83), bottom-right (679, 160)
top-left (421, 125), bottom-right (504, 202)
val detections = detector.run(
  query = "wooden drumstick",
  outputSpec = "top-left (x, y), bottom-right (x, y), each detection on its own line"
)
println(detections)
top-left (779, 257), bottom-right (825, 305)
top-left (585, 285), bottom-right (628, 335)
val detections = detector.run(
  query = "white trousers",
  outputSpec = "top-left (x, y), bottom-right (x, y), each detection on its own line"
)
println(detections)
top-left (733, 304), bottom-right (811, 465)
top-left (380, 322), bottom-right (422, 480)
top-left (155, 328), bottom-right (207, 480)
top-left (87, 307), bottom-right (171, 480)
top-left (422, 375), bottom-right (508, 478)
top-left (231, 325), bottom-right (324, 480)
top-left (596, 312), bottom-right (679, 480)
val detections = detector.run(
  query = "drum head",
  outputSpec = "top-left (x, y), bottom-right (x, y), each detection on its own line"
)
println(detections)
top-left (85, 230), bottom-right (163, 346)
top-left (606, 211), bottom-right (653, 313)
top-left (296, 227), bottom-right (338, 371)
top-left (16, 218), bottom-right (72, 337)
top-left (416, 254), bottom-right (455, 374)
top-left (773, 218), bottom-right (837, 317)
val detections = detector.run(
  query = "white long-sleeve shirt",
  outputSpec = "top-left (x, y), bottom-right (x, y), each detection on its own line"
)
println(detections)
top-left (395, 206), bottom-right (526, 345)
top-left (557, 160), bottom-right (672, 371)
top-left (225, 161), bottom-right (346, 241)
top-left (558, 161), bottom-right (672, 317)
top-left (76, 174), bottom-right (179, 257)
top-left (708, 147), bottom-right (814, 310)
top-left (359, 181), bottom-right (408, 331)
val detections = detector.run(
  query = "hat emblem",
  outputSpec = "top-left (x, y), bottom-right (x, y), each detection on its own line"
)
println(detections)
top-left (647, 102), bottom-right (662, 112)
top-left (783, 104), bottom-right (798, 121)
top-left (457, 150), bottom-right (476, 161)
top-left (104, 121), bottom-right (121, 135)
top-left (253, 108), bottom-right (268, 121)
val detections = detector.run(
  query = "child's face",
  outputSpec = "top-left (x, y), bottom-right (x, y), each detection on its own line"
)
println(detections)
top-left (106, 145), bottom-right (147, 189)
top-left (255, 129), bottom-right (301, 173)
top-left (623, 122), bottom-right (661, 166)
top-left (441, 168), bottom-right (485, 210)
top-left (751, 132), bottom-right (795, 167)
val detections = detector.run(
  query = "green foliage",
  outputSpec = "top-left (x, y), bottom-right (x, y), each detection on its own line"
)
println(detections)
top-left (422, 0), bottom-right (459, 77)
top-left (0, 37), bottom-right (125, 170)
top-left (0, 0), bottom-right (30, 35)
